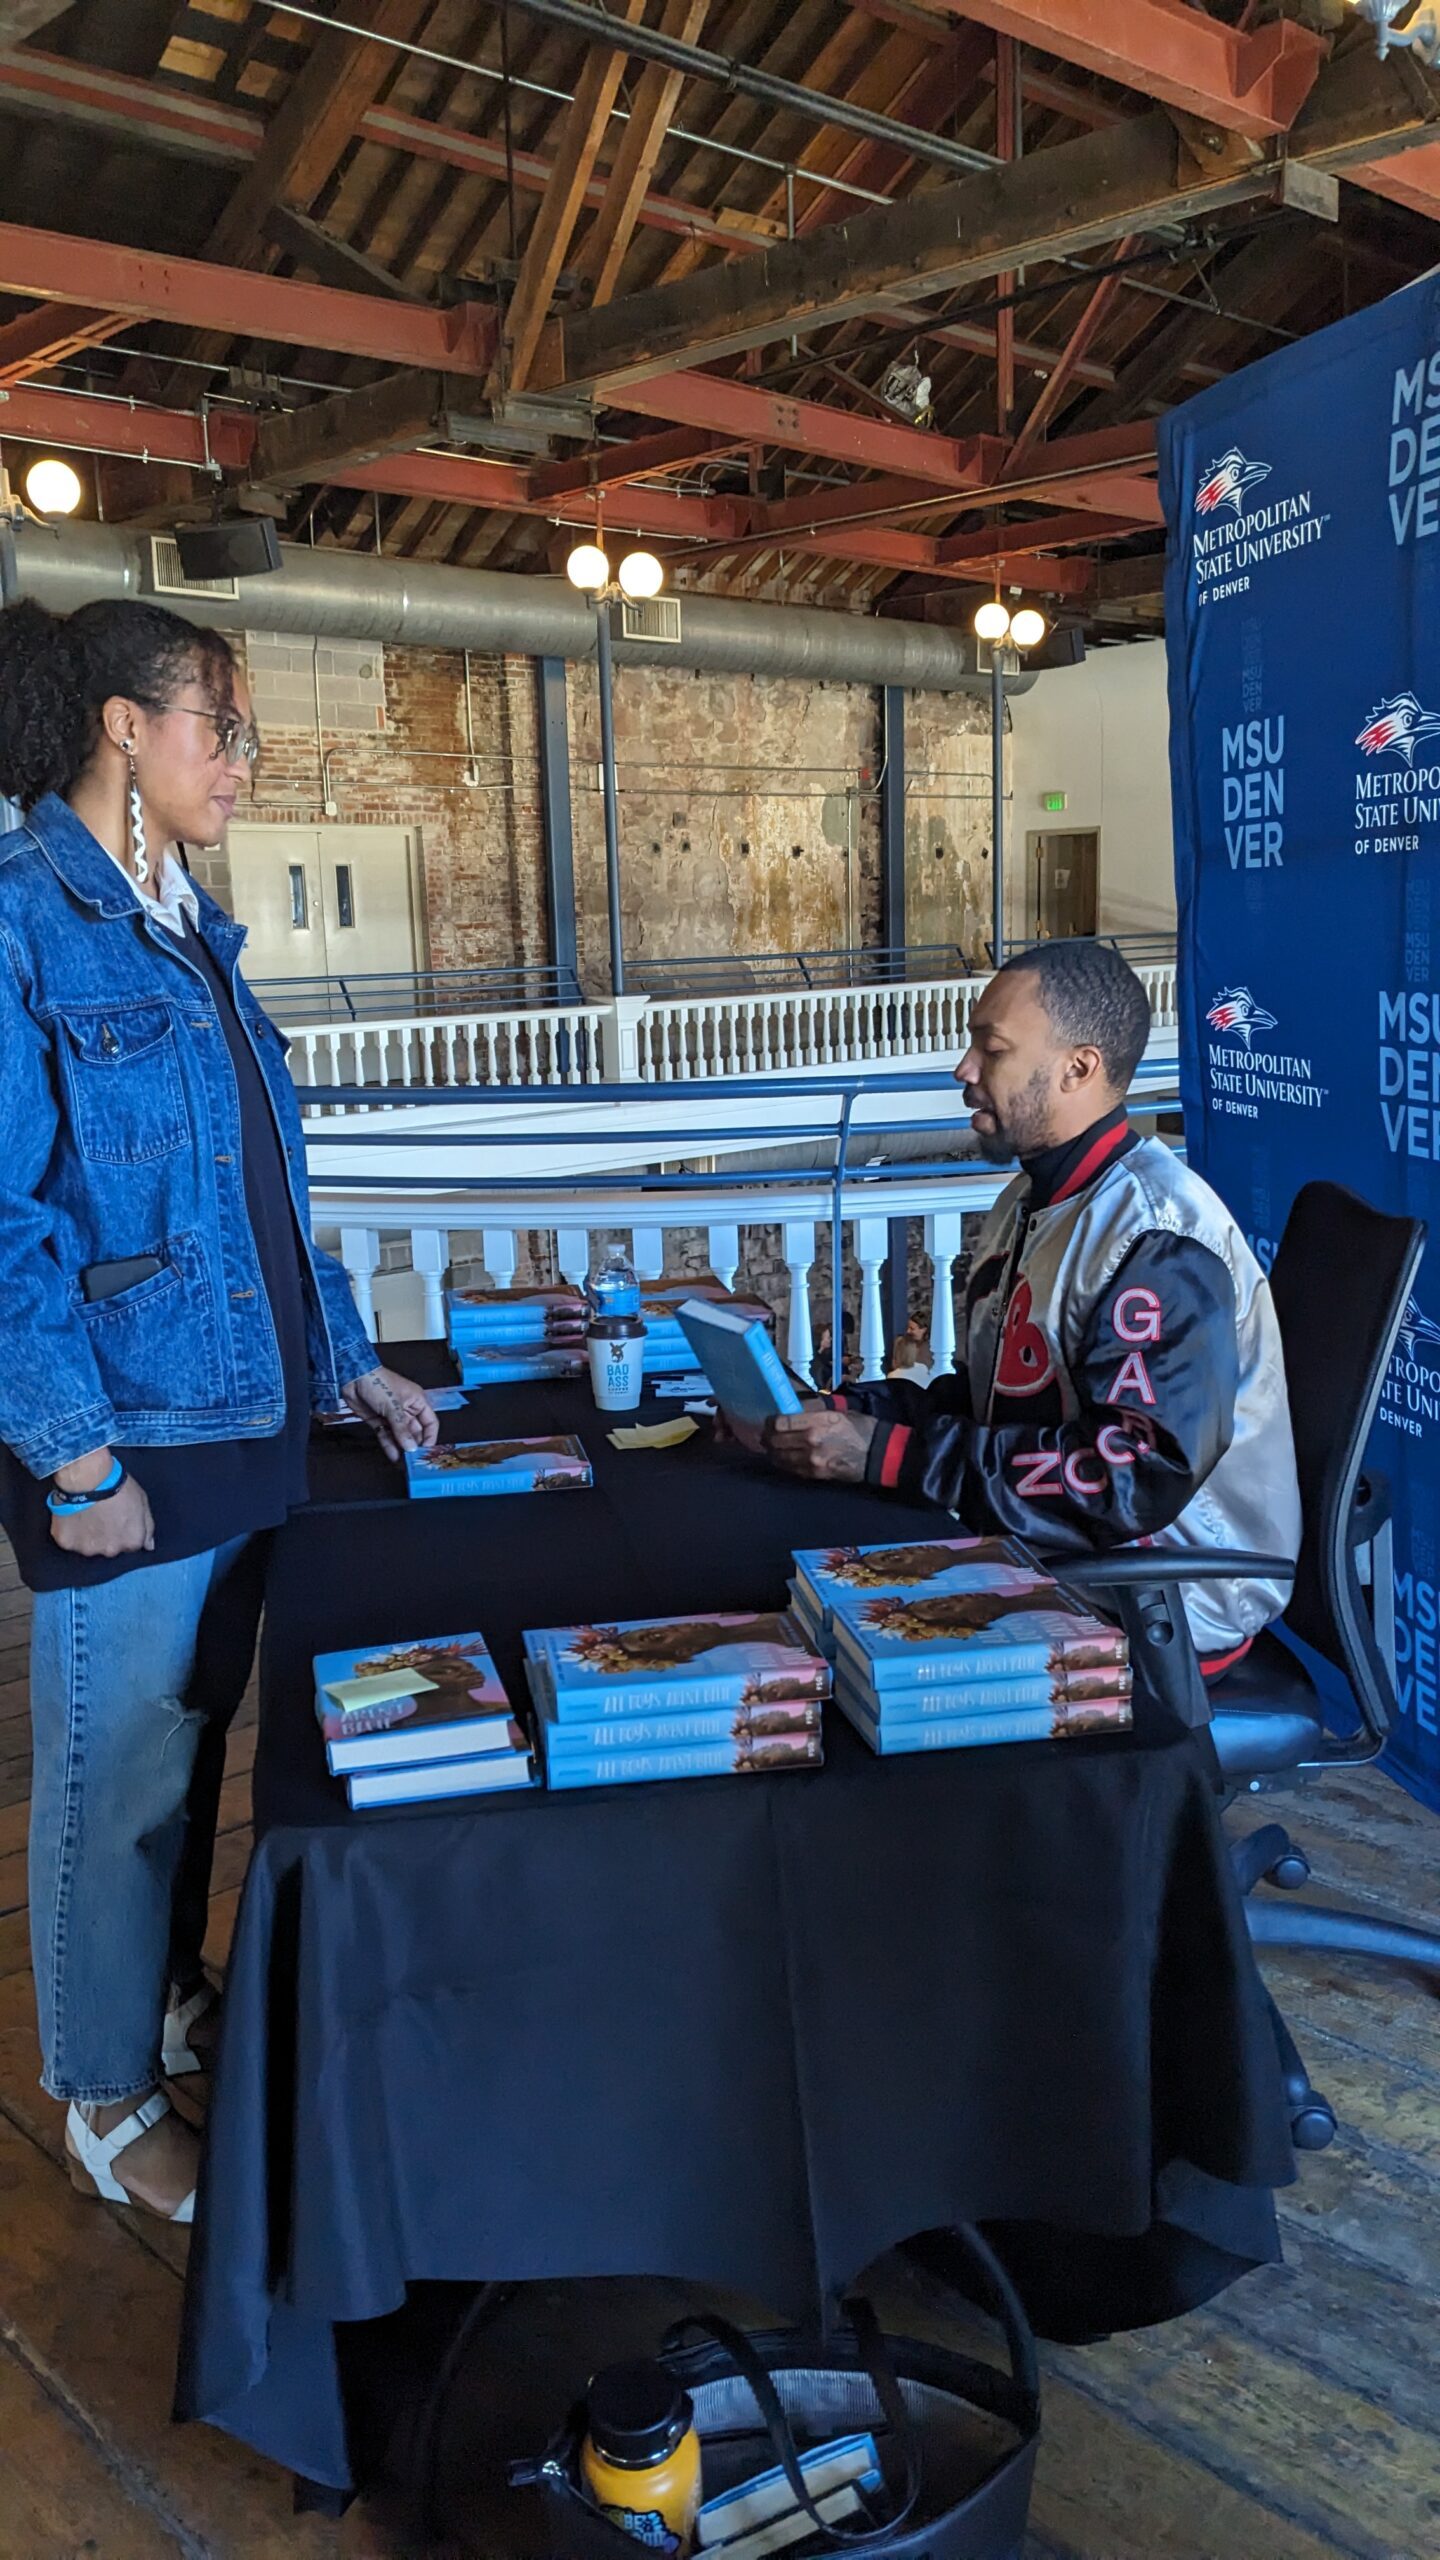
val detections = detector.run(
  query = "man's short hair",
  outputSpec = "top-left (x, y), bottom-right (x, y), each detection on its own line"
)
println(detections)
top-left (998, 940), bottom-right (1152, 1090)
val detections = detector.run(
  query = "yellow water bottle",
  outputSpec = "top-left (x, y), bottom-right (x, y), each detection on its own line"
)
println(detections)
top-left (580, 2360), bottom-right (702, 2555)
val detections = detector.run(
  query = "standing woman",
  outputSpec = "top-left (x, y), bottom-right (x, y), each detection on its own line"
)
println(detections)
top-left (0, 597), bottom-right (438, 2224)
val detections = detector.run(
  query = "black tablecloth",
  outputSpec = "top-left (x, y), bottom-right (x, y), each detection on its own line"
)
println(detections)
top-left (178, 1353), bottom-right (1295, 2492)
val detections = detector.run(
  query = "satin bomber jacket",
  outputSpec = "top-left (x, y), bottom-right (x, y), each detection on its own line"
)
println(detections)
top-left (845, 1132), bottom-right (1301, 1656)
top-left (0, 792), bottom-right (375, 1479)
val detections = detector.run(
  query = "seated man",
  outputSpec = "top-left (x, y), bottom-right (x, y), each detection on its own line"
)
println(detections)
top-left (763, 940), bottom-right (1300, 1675)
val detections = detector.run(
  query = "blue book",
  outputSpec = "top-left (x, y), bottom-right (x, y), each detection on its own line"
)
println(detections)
top-left (314, 1629), bottom-right (527, 1773)
top-left (456, 1344), bottom-right (588, 1386)
top-left (836, 1684), bottom-right (1132, 1753)
top-left (836, 1663), bottom-right (1134, 1718)
top-left (536, 1690), bottom-right (824, 1754)
top-left (405, 1434), bottom-right (592, 1499)
top-left (828, 1566), bottom-right (1129, 1691)
top-left (541, 1730), bottom-right (823, 1788)
top-left (675, 1299), bottom-right (801, 1426)
top-left (526, 1611), bottom-right (830, 1718)
top-left (347, 1748), bottom-right (538, 1808)
top-left (793, 1535), bottom-right (1017, 1633)
top-left (446, 1285), bottom-right (585, 1341)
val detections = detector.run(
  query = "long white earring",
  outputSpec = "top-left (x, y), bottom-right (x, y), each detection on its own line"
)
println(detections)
top-left (124, 742), bottom-right (149, 886)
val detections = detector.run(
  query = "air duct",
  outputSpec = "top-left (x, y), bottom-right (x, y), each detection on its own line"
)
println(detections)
top-left (8, 521), bottom-right (1037, 698)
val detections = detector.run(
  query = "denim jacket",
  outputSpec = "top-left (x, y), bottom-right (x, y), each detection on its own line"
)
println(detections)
top-left (0, 793), bottom-right (375, 1477)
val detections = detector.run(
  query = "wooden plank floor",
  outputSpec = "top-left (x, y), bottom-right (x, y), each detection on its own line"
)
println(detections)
top-left (0, 1532), bottom-right (1436, 2560)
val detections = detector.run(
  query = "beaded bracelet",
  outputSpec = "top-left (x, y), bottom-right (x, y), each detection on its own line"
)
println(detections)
top-left (46, 1457), bottom-right (126, 1516)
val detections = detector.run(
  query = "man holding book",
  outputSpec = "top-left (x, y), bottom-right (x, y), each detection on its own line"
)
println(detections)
top-left (751, 941), bottom-right (1300, 1680)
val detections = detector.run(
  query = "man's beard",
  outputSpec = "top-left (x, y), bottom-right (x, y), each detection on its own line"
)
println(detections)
top-left (970, 1065), bottom-right (1054, 1163)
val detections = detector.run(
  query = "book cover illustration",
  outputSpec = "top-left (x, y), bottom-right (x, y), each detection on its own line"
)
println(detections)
top-left (532, 1611), bottom-right (831, 1715)
top-left (446, 1285), bottom-right (586, 1341)
top-left (829, 1567), bottom-right (1128, 1686)
top-left (793, 1536), bottom-right (1017, 1627)
top-left (455, 1343), bottom-right (588, 1385)
top-left (314, 1631), bottom-right (528, 1771)
top-left (542, 1729), bottom-right (824, 1788)
top-left (405, 1434), bottom-right (593, 1498)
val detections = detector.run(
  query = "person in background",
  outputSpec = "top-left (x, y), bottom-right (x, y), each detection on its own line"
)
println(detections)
top-left (0, 597), bottom-right (438, 2225)
top-left (745, 941), bottom-right (1300, 1679)
top-left (887, 1320), bottom-right (933, 1388)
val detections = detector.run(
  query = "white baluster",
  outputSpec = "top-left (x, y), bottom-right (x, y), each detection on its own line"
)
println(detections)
top-left (482, 1227), bottom-right (519, 1289)
top-left (782, 1221), bottom-right (815, 1379)
top-left (411, 1228), bottom-right (448, 1338)
top-left (632, 1226), bottom-right (665, 1281)
top-left (923, 1210), bottom-right (964, 1376)
top-left (854, 1216), bottom-right (889, 1379)
top-left (556, 1226), bottom-right (591, 1288)
top-left (338, 1226), bottom-right (381, 1337)
top-left (706, 1223), bottom-right (740, 1293)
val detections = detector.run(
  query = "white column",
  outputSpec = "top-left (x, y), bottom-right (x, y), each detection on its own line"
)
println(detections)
top-left (410, 1228), bottom-right (448, 1338)
top-left (855, 1216), bottom-right (889, 1380)
top-left (923, 1209), bottom-right (964, 1376)
top-left (338, 1226), bottom-right (380, 1336)
top-left (481, 1227), bottom-right (519, 1289)
top-left (706, 1223), bottom-right (740, 1293)
top-left (632, 1226), bottom-right (665, 1281)
top-left (556, 1226), bottom-right (591, 1288)
top-left (599, 994), bottom-right (650, 1081)
top-left (782, 1221), bottom-right (815, 1381)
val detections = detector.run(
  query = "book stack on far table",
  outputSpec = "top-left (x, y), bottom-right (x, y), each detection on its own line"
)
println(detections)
top-left (445, 1276), bottom-right (775, 1388)
top-left (523, 1609), bottom-right (830, 1789)
top-left (313, 1630), bottom-right (539, 1809)
top-left (826, 1560), bottom-right (1133, 1754)
top-left (789, 1534), bottom-right (1018, 1659)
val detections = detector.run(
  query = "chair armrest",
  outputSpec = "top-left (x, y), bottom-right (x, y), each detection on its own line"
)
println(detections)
top-left (1347, 1470), bottom-right (1392, 1545)
top-left (1034, 1549), bottom-right (1297, 1589)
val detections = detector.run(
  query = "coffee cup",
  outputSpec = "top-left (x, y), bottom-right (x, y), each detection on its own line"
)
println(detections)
top-left (587, 1315), bottom-right (646, 1412)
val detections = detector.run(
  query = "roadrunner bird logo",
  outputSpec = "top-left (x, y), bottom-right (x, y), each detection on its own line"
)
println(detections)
top-left (1195, 448), bottom-right (1272, 517)
top-left (1397, 1295), bottom-right (1440, 1361)
top-left (1355, 692), bottom-right (1440, 767)
top-left (1206, 987), bottom-right (1278, 1051)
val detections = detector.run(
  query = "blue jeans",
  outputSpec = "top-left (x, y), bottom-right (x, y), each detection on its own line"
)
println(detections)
top-left (28, 1535), bottom-right (266, 2103)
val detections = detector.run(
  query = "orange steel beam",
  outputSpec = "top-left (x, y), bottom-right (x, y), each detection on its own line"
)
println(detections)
top-left (913, 1), bottom-right (1323, 138)
top-left (1005, 235), bottom-right (1137, 471)
top-left (0, 219), bottom-right (497, 373)
top-left (936, 508), bottom-right (1131, 560)
top-left (0, 301), bottom-right (129, 386)
top-left (1349, 139), bottom-right (1440, 220)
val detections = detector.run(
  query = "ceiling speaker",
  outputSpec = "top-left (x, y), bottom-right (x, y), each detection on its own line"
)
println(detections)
top-left (174, 517), bottom-right (282, 582)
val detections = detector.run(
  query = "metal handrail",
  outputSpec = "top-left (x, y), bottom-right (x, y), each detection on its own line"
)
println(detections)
top-left (250, 963), bottom-right (587, 1023)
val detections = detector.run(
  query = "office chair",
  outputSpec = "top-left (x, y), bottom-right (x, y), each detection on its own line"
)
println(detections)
top-left (1055, 1181), bottom-right (1440, 2154)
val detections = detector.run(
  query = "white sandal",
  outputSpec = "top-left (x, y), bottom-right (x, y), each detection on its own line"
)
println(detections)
top-left (64, 2092), bottom-right (196, 2225)
top-left (162, 1982), bottom-right (220, 2080)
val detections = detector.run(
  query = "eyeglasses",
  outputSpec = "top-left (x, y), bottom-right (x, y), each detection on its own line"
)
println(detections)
top-left (170, 704), bottom-right (262, 768)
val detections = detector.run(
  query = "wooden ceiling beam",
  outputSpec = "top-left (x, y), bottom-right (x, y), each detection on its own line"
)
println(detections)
top-left (250, 369), bottom-right (445, 487)
top-left (490, 0), bottom-right (647, 399)
top-left (538, 49), bottom-right (1440, 397)
top-left (573, 0), bottom-right (711, 305)
top-left (527, 429), bottom-right (736, 501)
top-left (260, 205), bottom-right (427, 305)
top-left (0, 2), bottom-right (70, 32)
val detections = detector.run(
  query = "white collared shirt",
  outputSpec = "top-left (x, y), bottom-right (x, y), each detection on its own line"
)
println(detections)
top-left (101, 839), bottom-right (202, 938)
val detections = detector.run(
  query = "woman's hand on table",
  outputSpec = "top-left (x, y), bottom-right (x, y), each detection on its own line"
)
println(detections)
top-left (341, 1367), bottom-right (440, 1462)
top-left (48, 1449), bottom-right (155, 1556)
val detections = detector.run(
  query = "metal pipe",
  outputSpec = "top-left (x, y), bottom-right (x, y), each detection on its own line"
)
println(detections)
top-left (991, 647), bottom-right (1005, 968)
top-left (12, 521), bottom-right (1037, 697)
top-left (595, 598), bottom-right (625, 997)
top-left (274, 0), bottom-right (1000, 179)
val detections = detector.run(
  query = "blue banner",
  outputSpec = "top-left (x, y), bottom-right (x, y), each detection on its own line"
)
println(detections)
top-left (1161, 274), bottom-right (1440, 1814)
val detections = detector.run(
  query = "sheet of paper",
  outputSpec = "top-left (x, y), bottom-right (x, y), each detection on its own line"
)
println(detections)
top-left (607, 1417), bottom-right (700, 1451)
top-left (323, 1669), bottom-right (439, 1711)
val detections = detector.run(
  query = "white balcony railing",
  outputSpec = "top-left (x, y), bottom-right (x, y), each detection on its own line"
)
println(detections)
top-left (282, 962), bottom-right (1179, 1100)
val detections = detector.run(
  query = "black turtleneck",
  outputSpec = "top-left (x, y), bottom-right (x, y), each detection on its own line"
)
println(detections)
top-left (1019, 1101), bottom-right (1136, 1211)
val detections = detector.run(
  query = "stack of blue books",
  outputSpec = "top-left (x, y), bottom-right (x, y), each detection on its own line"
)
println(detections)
top-left (445, 1277), bottom-right (771, 1388)
top-left (523, 1609), bottom-right (829, 1789)
top-left (404, 1433), bottom-right (593, 1498)
top-left (826, 1561), bottom-right (1133, 1754)
top-left (789, 1534), bottom-right (1018, 1658)
top-left (313, 1629), bottom-right (539, 1809)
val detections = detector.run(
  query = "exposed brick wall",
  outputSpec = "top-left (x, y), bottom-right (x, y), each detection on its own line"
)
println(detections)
top-left (226, 631), bottom-right (996, 990)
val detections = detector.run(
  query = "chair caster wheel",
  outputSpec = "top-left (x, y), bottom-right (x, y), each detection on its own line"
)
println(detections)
top-left (1291, 2101), bottom-right (1337, 2152)
top-left (1268, 1851), bottom-right (1311, 1890)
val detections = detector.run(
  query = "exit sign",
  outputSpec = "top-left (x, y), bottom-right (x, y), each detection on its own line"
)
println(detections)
top-left (1042, 791), bottom-right (1068, 813)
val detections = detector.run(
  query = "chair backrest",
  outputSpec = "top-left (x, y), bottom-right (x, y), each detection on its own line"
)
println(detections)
top-left (1267, 1181), bottom-right (1425, 1737)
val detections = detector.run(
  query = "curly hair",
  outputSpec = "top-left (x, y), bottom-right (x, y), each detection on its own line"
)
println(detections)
top-left (0, 597), bottom-right (237, 811)
top-left (997, 938), bottom-right (1153, 1090)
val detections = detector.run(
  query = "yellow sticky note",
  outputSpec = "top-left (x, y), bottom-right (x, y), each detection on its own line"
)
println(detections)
top-left (324, 1669), bottom-right (439, 1711)
top-left (607, 1417), bottom-right (700, 1451)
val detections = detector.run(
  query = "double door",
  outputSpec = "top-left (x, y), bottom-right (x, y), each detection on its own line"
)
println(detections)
top-left (225, 826), bottom-right (422, 988)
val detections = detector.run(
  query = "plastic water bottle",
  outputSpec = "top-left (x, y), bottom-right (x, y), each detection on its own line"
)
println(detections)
top-left (590, 1240), bottom-right (641, 1322)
